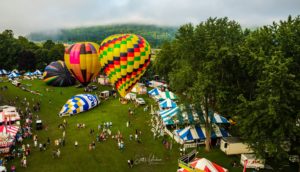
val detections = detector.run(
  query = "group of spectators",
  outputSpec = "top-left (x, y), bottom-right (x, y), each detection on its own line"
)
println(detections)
top-left (2, 96), bottom-right (43, 171)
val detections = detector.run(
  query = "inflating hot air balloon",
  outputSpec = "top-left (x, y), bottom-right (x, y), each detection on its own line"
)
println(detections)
top-left (59, 94), bottom-right (100, 116)
top-left (64, 42), bottom-right (101, 86)
top-left (99, 34), bottom-right (151, 97)
top-left (43, 61), bottom-right (76, 87)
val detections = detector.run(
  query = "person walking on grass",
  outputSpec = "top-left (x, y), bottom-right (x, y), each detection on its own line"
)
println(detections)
top-left (56, 149), bottom-right (61, 158)
top-left (74, 141), bottom-right (78, 148)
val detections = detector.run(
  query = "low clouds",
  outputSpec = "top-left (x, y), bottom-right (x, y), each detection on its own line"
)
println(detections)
top-left (0, 0), bottom-right (299, 35)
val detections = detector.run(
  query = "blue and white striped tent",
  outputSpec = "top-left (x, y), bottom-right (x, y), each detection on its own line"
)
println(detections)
top-left (8, 72), bottom-right (20, 78)
top-left (148, 88), bottom-right (161, 96)
top-left (199, 112), bottom-right (229, 124)
top-left (24, 72), bottom-right (34, 76)
top-left (0, 69), bottom-right (7, 75)
top-left (59, 94), bottom-right (100, 116)
top-left (211, 113), bottom-right (229, 123)
top-left (159, 99), bottom-right (177, 109)
top-left (159, 106), bottom-right (179, 125)
top-left (33, 70), bottom-right (42, 75)
top-left (175, 124), bottom-right (229, 141)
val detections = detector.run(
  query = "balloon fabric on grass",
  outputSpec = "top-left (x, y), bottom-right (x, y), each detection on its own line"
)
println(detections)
top-left (43, 60), bottom-right (76, 87)
top-left (64, 42), bottom-right (101, 86)
top-left (99, 34), bottom-right (151, 97)
top-left (59, 94), bottom-right (100, 116)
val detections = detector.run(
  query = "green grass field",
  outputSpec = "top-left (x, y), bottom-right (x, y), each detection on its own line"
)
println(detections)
top-left (0, 79), bottom-right (245, 172)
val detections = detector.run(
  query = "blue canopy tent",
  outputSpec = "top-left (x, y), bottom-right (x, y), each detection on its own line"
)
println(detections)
top-left (33, 70), bottom-right (42, 75)
top-left (8, 72), bottom-right (20, 78)
top-left (175, 124), bottom-right (229, 142)
top-left (2, 69), bottom-right (7, 75)
top-left (159, 98), bottom-right (177, 109)
top-left (159, 106), bottom-right (179, 125)
top-left (24, 72), bottom-right (34, 76)
top-left (198, 111), bottom-right (229, 124)
top-left (148, 88), bottom-right (161, 96)
top-left (0, 69), bottom-right (7, 75)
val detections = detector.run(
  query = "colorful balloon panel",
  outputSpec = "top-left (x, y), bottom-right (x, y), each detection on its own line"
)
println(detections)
top-left (64, 42), bottom-right (100, 86)
top-left (43, 60), bottom-right (76, 87)
top-left (59, 94), bottom-right (100, 116)
top-left (99, 34), bottom-right (151, 97)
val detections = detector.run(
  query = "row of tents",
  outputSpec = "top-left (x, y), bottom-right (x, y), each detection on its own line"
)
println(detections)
top-left (148, 87), bottom-right (230, 143)
top-left (0, 69), bottom-right (42, 78)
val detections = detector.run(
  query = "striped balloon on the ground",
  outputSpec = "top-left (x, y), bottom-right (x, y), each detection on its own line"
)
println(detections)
top-left (59, 94), bottom-right (100, 116)
top-left (64, 42), bottom-right (101, 86)
top-left (99, 34), bottom-right (151, 97)
top-left (43, 60), bottom-right (76, 87)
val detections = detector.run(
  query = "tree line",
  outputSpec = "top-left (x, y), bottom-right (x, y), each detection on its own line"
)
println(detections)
top-left (0, 30), bottom-right (64, 71)
top-left (153, 16), bottom-right (300, 166)
top-left (27, 24), bottom-right (177, 48)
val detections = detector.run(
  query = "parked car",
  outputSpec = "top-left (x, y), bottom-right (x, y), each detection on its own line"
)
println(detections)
top-left (135, 98), bottom-right (146, 105)
top-left (84, 85), bottom-right (98, 92)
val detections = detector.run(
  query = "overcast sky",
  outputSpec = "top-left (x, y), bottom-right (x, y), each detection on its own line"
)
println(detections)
top-left (1, 0), bottom-right (299, 35)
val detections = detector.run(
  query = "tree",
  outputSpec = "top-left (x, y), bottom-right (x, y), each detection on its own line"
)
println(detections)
top-left (17, 50), bottom-right (36, 71)
top-left (48, 43), bottom-right (65, 61)
top-left (237, 53), bottom-right (300, 166)
top-left (153, 42), bottom-right (175, 80)
top-left (43, 40), bottom-right (55, 50)
top-left (0, 30), bottom-right (20, 69)
top-left (155, 18), bottom-right (245, 151)
top-left (236, 16), bottom-right (300, 171)
top-left (35, 48), bottom-right (50, 69)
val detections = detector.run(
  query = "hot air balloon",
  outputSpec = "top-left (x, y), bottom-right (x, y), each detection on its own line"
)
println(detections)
top-left (59, 94), bottom-right (100, 116)
top-left (99, 34), bottom-right (151, 97)
top-left (64, 42), bottom-right (101, 86)
top-left (43, 61), bottom-right (76, 86)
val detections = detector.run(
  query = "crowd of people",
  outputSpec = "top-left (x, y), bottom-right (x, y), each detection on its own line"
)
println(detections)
top-left (1, 96), bottom-right (42, 170)
top-left (0, 85), bottom-right (168, 171)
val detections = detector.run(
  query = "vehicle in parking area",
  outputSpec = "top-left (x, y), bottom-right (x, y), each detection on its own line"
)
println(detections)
top-left (84, 85), bottom-right (98, 92)
top-left (135, 98), bottom-right (146, 105)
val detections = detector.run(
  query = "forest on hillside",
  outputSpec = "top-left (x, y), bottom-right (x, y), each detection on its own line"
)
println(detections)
top-left (27, 24), bottom-right (177, 48)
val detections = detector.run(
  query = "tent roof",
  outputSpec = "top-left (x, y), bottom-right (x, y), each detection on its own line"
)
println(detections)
top-left (178, 158), bottom-right (228, 172)
top-left (192, 158), bottom-right (228, 172)
top-left (197, 111), bottom-right (229, 124)
top-left (159, 107), bottom-right (179, 125)
top-left (8, 72), bottom-right (20, 78)
top-left (159, 98), bottom-right (177, 109)
top-left (159, 91), bottom-right (177, 100)
top-left (148, 88), bottom-right (161, 96)
top-left (175, 124), bottom-right (229, 141)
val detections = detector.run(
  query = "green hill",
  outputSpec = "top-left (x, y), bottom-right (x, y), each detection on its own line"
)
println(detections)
top-left (27, 24), bottom-right (178, 48)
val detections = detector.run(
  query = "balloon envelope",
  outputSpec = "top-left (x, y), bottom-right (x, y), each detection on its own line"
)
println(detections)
top-left (59, 94), bottom-right (100, 116)
top-left (99, 34), bottom-right (151, 97)
top-left (64, 42), bottom-right (101, 86)
top-left (43, 61), bottom-right (76, 87)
